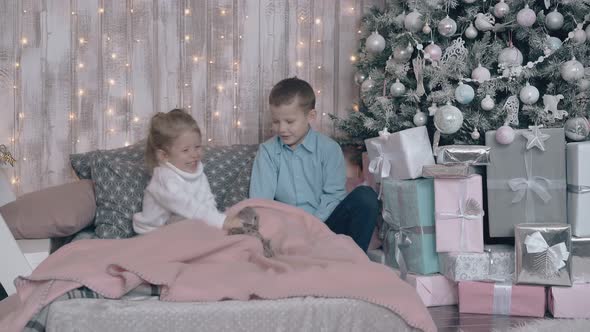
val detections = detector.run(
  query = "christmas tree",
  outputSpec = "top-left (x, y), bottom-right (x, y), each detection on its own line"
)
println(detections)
top-left (332, 0), bottom-right (590, 147)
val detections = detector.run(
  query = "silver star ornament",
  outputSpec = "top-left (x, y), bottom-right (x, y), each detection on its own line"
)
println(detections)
top-left (522, 125), bottom-right (550, 151)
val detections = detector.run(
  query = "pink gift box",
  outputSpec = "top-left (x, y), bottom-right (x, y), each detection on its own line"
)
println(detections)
top-left (459, 281), bottom-right (546, 318)
top-left (549, 284), bottom-right (590, 318)
top-left (434, 175), bottom-right (484, 253)
top-left (362, 152), bottom-right (380, 193)
top-left (405, 273), bottom-right (458, 307)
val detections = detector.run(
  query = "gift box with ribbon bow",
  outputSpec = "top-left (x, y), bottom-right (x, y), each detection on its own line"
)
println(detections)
top-left (459, 281), bottom-right (546, 317)
top-left (515, 223), bottom-right (572, 286)
top-left (364, 126), bottom-right (434, 186)
top-left (438, 245), bottom-right (514, 282)
top-left (485, 127), bottom-right (567, 238)
top-left (380, 178), bottom-right (439, 277)
top-left (434, 174), bottom-right (484, 253)
top-left (567, 141), bottom-right (590, 237)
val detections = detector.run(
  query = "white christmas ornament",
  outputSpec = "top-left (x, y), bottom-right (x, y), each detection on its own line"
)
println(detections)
top-left (455, 82), bottom-right (475, 104)
top-left (475, 13), bottom-right (495, 32)
top-left (422, 23), bottom-right (432, 34)
top-left (546, 36), bottom-right (562, 51)
top-left (471, 64), bottom-right (491, 83)
top-left (404, 10), bottom-right (424, 33)
top-left (428, 103), bottom-right (438, 116)
top-left (354, 72), bottom-right (366, 85)
top-left (465, 23), bottom-right (478, 39)
top-left (413, 111), bottom-right (428, 126)
top-left (361, 76), bottom-right (375, 93)
top-left (471, 128), bottom-right (480, 140)
top-left (572, 25), bottom-right (587, 45)
top-left (438, 16), bottom-right (457, 37)
top-left (424, 42), bottom-right (442, 62)
top-left (498, 46), bottom-right (523, 66)
top-left (493, 0), bottom-right (510, 19)
top-left (390, 79), bottom-right (406, 97)
top-left (434, 103), bottom-right (463, 134)
top-left (543, 94), bottom-right (567, 121)
top-left (545, 9), bottom-right (564, 31)
top-left (516, 4), bottom-right (536, 27)
top-left (519, 82), bottom-right (540, 104)
top-left (366, 31), bottom-right (386, 54)
top-left (578, 79), bottom-right (590, 91)
top-left (565, 117), bottom-right (590, 141)
top-left (560, 57), bottom-right (585, 82)
top-left (393, 43), bottom-right (414, 63)
top-left (495, 125), bottom-right (515, 145)
top-left (481, 95), bottom-right (495, 111)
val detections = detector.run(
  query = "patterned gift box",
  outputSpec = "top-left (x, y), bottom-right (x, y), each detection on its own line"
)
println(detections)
top-left (515, 223), bottom-right (572, 286)
top-left (435, 145), bottom-right (491, 165)
top-left (485, 127), bottom-right (567, 238)
top-left (380, 178), bottom-right (439, 276)
top-left (438, 245), bottom-right (514, 282)
top-left (434, 175), bottom-right (484, 253)
top-left (572, 237), bottom-right (590, 284)
top-left (567, 141), bottom-right (590, 237)
top-left (549, 284), bottom-right (590, 318)
top-left (422, 164), bottom-right (479, 179)
top-left (364, 126), bottom-right (434, 183)
top-left (459, 281), bottom-right (546, 317)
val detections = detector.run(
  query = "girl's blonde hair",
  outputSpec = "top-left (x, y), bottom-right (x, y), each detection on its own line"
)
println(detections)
top-left (145, 109), bottom-right (201, 171)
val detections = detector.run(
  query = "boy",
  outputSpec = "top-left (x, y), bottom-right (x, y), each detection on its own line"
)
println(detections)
top-left (249, 77), bottom-right (378, 252)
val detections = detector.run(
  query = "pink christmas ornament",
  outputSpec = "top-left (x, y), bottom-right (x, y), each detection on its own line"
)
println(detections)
top-left (424, 42), bottom-right (442, 62)
top-left (496, 125), bottom-right (515, 145)
top-left (471, 64), bottom-right (491, 83)
top-left (516, 4), bottom-right (536, 27)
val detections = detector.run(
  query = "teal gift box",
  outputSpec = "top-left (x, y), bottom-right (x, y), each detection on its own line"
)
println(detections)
top-left (380, 178), bottom-right (439, 275)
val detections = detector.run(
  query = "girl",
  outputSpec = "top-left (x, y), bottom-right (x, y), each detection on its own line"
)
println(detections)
top-left (133, 109), bottom-right (242, 234)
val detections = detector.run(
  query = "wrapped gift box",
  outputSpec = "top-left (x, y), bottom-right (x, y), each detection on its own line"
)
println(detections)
top-left (485, 127), bottom-right (567, 238)
top-left (515, 223), bottom-right (572, 286)
top-left (438, 245), bottom-right (514, 282)
top-left (567, 141), bottom-right (590, 237)
top-left (549, 284), bottom-right (590, 318)
top-left (434, 175), bottom-right (484, 253)
top-left (381, 178), bottom-right (439, 275)
top-left (406, 273), bottom-right (458, 307)
top-left (459, 281), bottom-right (546, 317)
top-left (572, 237), bottom-right (590, 284)
top-left (435, 145), bottom-right (491, 165)
top-left (364, 126), bottom-right (434, 182)
top-left (422, 164), bottom-right (479, 179)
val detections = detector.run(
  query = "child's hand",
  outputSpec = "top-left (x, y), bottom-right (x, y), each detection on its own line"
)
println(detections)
top-left (222, 215), bottom-right (243, 231)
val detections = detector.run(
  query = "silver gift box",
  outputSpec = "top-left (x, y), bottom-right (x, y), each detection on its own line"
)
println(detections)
top-left (438, 245), bottom-right (514, 282)
top-left (515, 223), bottom-right (572, 286)
top-left (572, 237), bottom-right (590, 284)
top-left (435, 145), bottom-right (491, 165)
top-left (422, 164), bottom-right (480, 179)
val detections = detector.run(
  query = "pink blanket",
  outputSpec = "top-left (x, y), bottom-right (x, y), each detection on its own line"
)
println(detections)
top-left (0, 199), bottom-right (435, 332)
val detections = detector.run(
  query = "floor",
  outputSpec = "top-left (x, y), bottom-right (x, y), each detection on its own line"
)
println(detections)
top-left (429, 305), bottom-right (544, 332)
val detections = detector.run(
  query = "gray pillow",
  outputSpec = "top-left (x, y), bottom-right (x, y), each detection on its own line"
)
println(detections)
top-left (91, 152), bottom-right (150, 239)
top-left (71, 142), bottom-right (145, 180)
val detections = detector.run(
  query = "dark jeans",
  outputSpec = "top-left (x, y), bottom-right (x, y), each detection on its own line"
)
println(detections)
top-left (325, 186), bottom-right (379, 252)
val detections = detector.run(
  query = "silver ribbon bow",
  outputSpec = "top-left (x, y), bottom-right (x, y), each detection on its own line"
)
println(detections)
top-left (568, 184), bottom-right (590, 194)
top-left (508, 151), bottom-right (552, 222)
top-left (382, 210), bottom-right (434, 280)
top-left (492, 282), bottom-right (513, 315)
top-left (436, 179), bottom-right (484, 252)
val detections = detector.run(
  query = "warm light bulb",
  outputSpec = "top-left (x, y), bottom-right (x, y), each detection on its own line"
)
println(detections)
top-left (296, 61), bottom-right (303, 67)
top-left (15, 62), bottom-right (19, 68)
top-left (220, 35), bottom-right (225, 39)
top-left (78, 63), bottom-right (84, 68)
top-left (316, 39), bottom-right (321, 43)
top-left (78, 89), bottom-right (85, 96)
top-left (111, 53), bottom-right (117, 59)
top-left (98, 8), bottom-right (104, 13)
top-left (317, 90), bottom-right (321, 94)
top-left (299, 16), bottom-right (305, 21)
top-left (18, 112), bottom-right (24, 119)
top-left (187, 105), bottom-right (192, 109)
top-left (108, 79), bottom-right (115, 85)
top-left (317, 65), bottom-right (322, 69)
top-left (108, 128), bottom-right (115, 133)
top-left (214, 112), bottom-right (220, 117)
top-left (69, 113), bottom-right (75, 120)
top-left (193, 56), bottom-right (199, 62)
top-left (357, 30), bottom-right (362, 34)
top-left (79, 37), bottom-right (85, 44)
top-left (107, 108), bottom-right (113, 115)
top-left (185, 35), bottom-right (190, 41)
top-left (322, 112), bottom-right (327, 116)
top-left (221, 9), bottom-right (226, 16)
top-left (315, 18), bottom-right (321, 24)
top-left (239, 35), bottom-right (242, 39)
top-left (130, 8), bottom-right (134, 13)
top-left (125, 63), bottom-right (130, 67)
top-left (184, 83), bottom-right (189, 87)
top-left (216, 85), bottom-right (224, 92)
top-left (21, 37), bottom-right (28, 45)
top-left (350, 55), bottom-right (357, 62)
top-left (236, 120), bottom-right (241, 126)
top-left (208, 138), bottom-right (212, 142)
top-left (71, 11), bottom-right (76, 15)
top-left (11, 177), bottom-right (18, 185)
top-left (124, 141), bottom-right (130, 146)
top-left (133, 116), bottom-right (139, 122)
top-left (184, 8), bottom-right (191, 15)
top-left (209, 60), bottom-right (214, 64)
top-left (127, 92), bottom-right (132, 96)
top-left (299, 41), bottom-right (304, 46)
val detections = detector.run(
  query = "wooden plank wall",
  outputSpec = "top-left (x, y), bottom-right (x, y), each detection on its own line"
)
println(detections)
top-left (0, 0), bottom-right (384, 195)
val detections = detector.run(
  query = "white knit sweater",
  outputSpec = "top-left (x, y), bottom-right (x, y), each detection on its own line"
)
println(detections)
top-left (132, 162), bottom-right (226, 234)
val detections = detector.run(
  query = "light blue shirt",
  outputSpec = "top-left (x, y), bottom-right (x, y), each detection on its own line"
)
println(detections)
top-left (249, 127), bottom-right (347, 221)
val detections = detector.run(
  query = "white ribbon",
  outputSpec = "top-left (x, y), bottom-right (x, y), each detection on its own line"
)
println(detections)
top-left (508, 151), bottom-right (552, 222)
top-left (436, 179), bottom-right (484, 251)
top-left (492, 283), bottom-right (512, 315)
top-left (524, 231), bottom-right (570, 272)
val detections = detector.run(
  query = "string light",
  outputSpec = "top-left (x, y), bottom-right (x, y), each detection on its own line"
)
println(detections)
top-left (221, 9), bottom-right (226, 16)
top-left (78, 63), bottom-right (84, 68)
top-left (133, 116), bottom-right (139, 122)
top-left (208, 138), bottom-right (212, 142)
top-left (316, 39), bottom-right (321, 43)
top-left (78, 89), bottom-right (85, 96)
top-left (107, 108), bottom-right (114, 115)
top-left (21, 37), bottom-right (28, 45)
top-left (209, 60), bottom-right (214, 64)
top-left (111, 53), bottom-right (117, 59)
top-left (296, 61), bottom-right (303, 67)
top-left (214, 112), bottom-right (220, 117)
top-left (71, 11), bottom-right (75, 15)
top-left (216, 85), bottom-right (224, 92)
top-left (220, 35), bottom-right (225, 39)
top-left (193, 56), bottom-right (198, 62)
top-left (350, 55), bottom-right (357, 62)
top-left (233, 105), bottom-right (237, 109)
top-left (184, 35), bottom-right (190, 41)
top-left (125, 63), bottom-right (130, 67)
top-left (79, 37), bottom-right (86, 44)
top-left (18, 112), bottom-right (24, 119)
top-left (315, 18), bottom-right (321, 24)
top-left (108, 79), bottom-right (115, 85)
top-left (184, 8), bottom-right (191, 15)
top-left (317, 65), bottom-right (322, 69)
top-left (187, 105), bottom-right (191, 109)
top-left (11, 177), bottom-right (19, 185)
top-left (236, 120), bottom-right (241, 127)
top-left (299, 16), bottom-right (305, 21)
top-left (15, 62), bottom-right (19, 67)
top-left (239, 35), bottom-right (242, 39)
top-left (127, 92), bottom-right (132, 96)
top-left (69, 113), bottom-right (75, 120)
top-left (98, 8), bottom-right (104, 13)
top-left (130, 8), bottom-right (134, 13)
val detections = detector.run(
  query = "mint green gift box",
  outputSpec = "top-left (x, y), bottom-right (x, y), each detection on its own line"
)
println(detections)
top-left (380, 178), bottom-right (439, 275)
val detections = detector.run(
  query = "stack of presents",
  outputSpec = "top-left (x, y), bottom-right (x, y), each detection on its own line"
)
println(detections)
top-left (363, 125), bottom-right (590, 318)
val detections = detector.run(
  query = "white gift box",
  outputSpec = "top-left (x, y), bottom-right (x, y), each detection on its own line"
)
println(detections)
top-left (567, 141), bottom-right (590, 237)
top-left (364, 126), bottom-right (435, 182)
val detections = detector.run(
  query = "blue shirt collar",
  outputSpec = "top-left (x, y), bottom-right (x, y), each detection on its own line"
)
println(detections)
top-left (278, 126), bottom-right (317, 153)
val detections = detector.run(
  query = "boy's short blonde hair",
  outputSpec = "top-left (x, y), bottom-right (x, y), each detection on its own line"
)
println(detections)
top-left (269, 77), bottom-right (316, 114)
